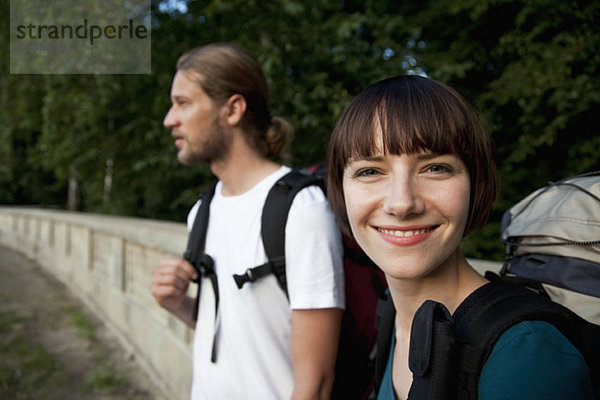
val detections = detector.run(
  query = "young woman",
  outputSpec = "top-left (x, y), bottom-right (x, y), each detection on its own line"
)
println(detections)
top-left (326, 75), bottom-right (594, 399)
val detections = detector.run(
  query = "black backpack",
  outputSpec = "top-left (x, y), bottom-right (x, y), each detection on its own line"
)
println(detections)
top-left (372, 273), bottom-right (600, 399)
top-left (372, 172), bottom-right (600, 399)
top-left (184, 167), bottom-right (387, 399)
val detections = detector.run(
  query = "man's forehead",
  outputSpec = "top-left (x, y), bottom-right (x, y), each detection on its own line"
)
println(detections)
top-left (170, 70), bottom-right (205, 97)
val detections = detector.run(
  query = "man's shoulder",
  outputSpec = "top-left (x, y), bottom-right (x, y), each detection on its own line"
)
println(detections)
top-left (287, 182), bottom-right (330, 219)
top-left (268, 166), bottom-right (329, 213)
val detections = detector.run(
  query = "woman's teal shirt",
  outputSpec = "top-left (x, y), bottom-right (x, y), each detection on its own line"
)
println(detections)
top-left (377, 320), bottom-right (594, 399)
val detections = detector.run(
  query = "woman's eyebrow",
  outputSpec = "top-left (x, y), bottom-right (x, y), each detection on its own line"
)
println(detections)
top-left (415, 152), bottom-right (444, 161)
top-left (348, 151), bottom-right (448, 164)
top-left (348, 155), bottom-right (386, 163)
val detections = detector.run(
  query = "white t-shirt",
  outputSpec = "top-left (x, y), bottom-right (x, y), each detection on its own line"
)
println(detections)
top-left (189, 166), bottom-right (345, 400)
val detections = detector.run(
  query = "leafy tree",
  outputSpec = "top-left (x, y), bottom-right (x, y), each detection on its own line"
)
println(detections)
top-left (399, 0), bottom-right (600, 258)
top-left (3, 0), bottom-right (598, 259)
top-left (0, 3), bottom-right (65, 206)
top-left (159, 0), bottom-right (414, 165)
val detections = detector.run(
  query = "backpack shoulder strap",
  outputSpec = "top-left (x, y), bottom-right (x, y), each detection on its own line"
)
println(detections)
top-left (373, 273), bottom-right (600, 400)
top-left (232, 168), bottom-right (324, 295)
top-left (371, 293), bottom-right (396, 398)
top-left (182, 182), bottom-right (221, 361)
top-left (453, 272), bottom-right (600, 399)
top-left (183, 182), bottom-right (217, 277)
top-left (183, 182), bottom-right (219, 325)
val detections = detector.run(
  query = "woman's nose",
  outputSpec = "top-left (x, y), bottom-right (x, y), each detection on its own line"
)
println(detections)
top-left (382, 175), bottom-right (425, 218)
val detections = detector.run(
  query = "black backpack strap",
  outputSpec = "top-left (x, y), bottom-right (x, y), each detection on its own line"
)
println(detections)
top-left (182, 182), bottom-right (220, 362)
top-left (452, 271), bottom-right (599, 399)
top-left (372, 273), bottom-right (600, 400)
top-left (371, 293), bottom-right (396, 398)
top-left (183, 184), bottom-right (216, 267)
top-left (407, 301), bottom-right (457, 400)
top-left (232, 168), bottom-right (324, 296)
top-left (183, 182), bottom-right (217, 318)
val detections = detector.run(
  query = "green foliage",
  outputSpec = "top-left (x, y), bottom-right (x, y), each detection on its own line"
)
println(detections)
top-left (180, 0), bottom-right (414, 165)
top-left (2, 0), bottom-right (599, 258)
top-left (397, 0), bottom-right (600, 258)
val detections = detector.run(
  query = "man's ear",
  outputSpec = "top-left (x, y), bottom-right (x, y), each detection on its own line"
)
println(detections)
top-left (224, 94), bottom-right (246, 126)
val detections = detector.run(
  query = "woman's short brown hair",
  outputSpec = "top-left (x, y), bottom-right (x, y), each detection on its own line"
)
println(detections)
top-left (326, 75), bottom-right (498, 237)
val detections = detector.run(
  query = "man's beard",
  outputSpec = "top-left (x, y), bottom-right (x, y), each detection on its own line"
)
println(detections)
top-left (179, 117), bottom-right (232, 166)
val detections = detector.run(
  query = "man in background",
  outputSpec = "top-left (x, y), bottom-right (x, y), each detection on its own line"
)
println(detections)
top-left (151, 42), bottom-right (345, 400)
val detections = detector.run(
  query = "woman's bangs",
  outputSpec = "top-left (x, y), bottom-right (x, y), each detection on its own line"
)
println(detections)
top-left (379, 97), bottom-right (464, 157)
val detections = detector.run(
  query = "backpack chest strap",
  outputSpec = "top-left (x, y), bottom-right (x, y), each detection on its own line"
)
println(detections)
top-left (239, 168), bottom-right (324, 296)
top-left (233, 256), bottom-right (286, 290)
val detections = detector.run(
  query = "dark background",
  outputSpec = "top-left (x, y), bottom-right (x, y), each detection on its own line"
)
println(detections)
top-left (2, 0), bottom-right (599, 260)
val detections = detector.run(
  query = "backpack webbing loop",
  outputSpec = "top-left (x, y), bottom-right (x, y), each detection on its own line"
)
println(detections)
top-left (192, 253), bottom-right (218, 320)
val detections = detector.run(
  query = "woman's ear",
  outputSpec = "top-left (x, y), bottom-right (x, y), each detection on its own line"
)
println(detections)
top-left (224, 94), bottom-right (246, 126)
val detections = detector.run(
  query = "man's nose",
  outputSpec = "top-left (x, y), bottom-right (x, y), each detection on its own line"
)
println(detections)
top-left (163, 106), bottom-right (178, 128)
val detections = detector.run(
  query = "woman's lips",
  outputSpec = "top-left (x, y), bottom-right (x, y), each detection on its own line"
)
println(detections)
top-left (375, 225), bottom-right (437, 246)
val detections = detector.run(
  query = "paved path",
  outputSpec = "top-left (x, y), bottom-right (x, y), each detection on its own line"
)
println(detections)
top-left (0, 245), bottom-right (162, 400)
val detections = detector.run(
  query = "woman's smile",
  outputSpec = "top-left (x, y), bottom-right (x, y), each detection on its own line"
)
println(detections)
top-left (374, 225), bottom-right (437, 246)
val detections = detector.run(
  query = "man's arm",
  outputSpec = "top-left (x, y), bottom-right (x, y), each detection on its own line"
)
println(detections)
top-left (290, 307), bottom-right (343, 400)
top-left (151, 257), bottom-right (198, 328)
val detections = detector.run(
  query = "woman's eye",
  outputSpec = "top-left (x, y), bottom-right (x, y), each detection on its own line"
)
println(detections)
top-left (354, 168), bottom-right (380, 178)
top-left (426, 164), bottom-right (452, 174)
